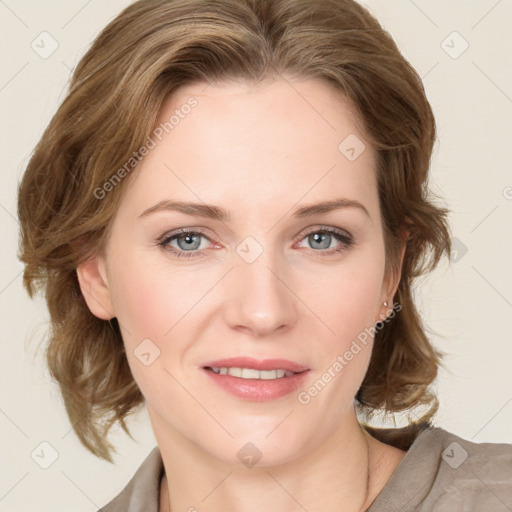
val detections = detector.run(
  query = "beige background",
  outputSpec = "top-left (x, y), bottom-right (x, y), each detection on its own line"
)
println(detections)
top-left (1, 0), bottom-right (511, 510)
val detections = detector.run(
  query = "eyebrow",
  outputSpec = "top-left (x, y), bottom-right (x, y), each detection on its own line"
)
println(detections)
top-left (138, 197), bottom-right (370, 221)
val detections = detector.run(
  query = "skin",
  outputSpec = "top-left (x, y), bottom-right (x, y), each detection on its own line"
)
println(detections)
top-left (78, 77), bottom-right (408, 512)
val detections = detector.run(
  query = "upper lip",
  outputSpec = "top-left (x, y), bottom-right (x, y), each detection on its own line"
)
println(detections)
top-left (202, 357), bottom-right (309, 373)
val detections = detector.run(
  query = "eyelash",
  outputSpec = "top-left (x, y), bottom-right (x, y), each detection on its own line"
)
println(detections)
top-left (156, 226), bottom-right (354, 259)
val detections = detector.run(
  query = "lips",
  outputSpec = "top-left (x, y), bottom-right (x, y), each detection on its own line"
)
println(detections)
top-left (201, 357), bottom-right (309, 373)
top-left (202, 358), bottom-right (311, 401)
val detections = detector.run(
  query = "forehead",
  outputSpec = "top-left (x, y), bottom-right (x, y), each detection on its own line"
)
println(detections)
top-left (158, 77), bottom-right (368, 159)
top-left (119, 77), bottom-right (378, 220)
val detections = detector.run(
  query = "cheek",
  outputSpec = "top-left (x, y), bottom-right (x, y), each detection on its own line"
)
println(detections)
top-left (309, 254), bottom-right (386, 348)
top-left (106, 252), bottom-right (197, 404)
top-left (297, 266), bottom-right (384, 414)
top-left (301, 251), bottom-right (385, 397)
top-left (337, 269), bottom-right (382, 331)
top-left (107, 250), bottom-right (191, 348)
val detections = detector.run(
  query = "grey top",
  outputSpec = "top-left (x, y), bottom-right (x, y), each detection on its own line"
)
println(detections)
top-left (99, 426), bottom-right (512, 511)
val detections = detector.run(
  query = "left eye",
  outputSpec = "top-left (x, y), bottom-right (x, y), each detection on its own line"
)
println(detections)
top-left (296, 229), bottom-right (352, 252)
top-left (157, 227), bottom-right (353, 258)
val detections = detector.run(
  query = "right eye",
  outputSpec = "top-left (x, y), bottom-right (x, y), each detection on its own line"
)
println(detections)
top-left (157, 228), bottom-right (215, 258)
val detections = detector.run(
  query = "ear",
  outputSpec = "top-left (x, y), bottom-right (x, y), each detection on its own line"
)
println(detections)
top-left (378, 230), bottom-right (409, 321)
top-left (76, 253), bottom-right (115, 320)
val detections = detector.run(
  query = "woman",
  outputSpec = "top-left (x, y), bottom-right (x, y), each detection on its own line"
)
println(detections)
top-left (17, 0), bottom-right (512, 510)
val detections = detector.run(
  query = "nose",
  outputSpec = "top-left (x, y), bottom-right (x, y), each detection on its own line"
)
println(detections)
top-left (222, 250), bottom-right (298, 338)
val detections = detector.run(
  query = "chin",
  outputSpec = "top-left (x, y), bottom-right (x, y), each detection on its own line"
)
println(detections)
top-left (201, 420), bottom-right (313, 469)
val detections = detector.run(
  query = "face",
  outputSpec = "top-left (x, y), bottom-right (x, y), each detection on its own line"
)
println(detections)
top-left (79, 77), bottom-right (402, 467)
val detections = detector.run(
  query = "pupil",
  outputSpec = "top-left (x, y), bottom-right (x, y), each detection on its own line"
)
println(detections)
top-left (179, 233), bottom-right (200, 250)
top-left (311, 233), bottom-right (330, 249)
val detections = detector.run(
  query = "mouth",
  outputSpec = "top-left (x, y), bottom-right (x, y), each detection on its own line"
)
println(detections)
top-left (202, 357), bottom-right (309, 376)
top-left (204, 366), bottom-right (299, 379)
top-left (201, 357), bottom-right (310, 401)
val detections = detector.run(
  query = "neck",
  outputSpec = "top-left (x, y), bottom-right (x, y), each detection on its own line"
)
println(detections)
top-left (154, 408), bottom-right (403, 512)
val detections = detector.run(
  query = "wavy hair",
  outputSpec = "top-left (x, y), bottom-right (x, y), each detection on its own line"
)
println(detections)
top-left (17, 0), bottom-right (451, 461)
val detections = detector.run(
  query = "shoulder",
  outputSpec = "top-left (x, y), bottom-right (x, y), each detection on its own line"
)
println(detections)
top-left (424, 428), bottom-right (512, 510)
top-left (99, 446), bottom-right (163, 512)
top-left (367, 425), bottom-right (512, 511)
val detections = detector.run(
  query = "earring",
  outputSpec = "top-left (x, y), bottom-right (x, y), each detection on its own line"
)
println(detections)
top-left (383, 301), bottom-right (388, 307)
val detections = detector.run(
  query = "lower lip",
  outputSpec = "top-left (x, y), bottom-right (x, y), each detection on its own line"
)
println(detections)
top-left (202, 368), bottom-right (310, 401)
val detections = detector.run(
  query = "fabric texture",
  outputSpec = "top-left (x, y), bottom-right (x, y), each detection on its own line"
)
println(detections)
top-left (99, 426), bottom-right (512, 512)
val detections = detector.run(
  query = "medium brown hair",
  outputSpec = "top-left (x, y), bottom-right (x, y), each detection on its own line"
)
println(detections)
top-left (17, 0), bottom-right (451, 461)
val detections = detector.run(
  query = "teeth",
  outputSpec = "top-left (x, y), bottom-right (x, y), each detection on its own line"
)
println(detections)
top-left (209, 367), bottom-right (295, 379)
